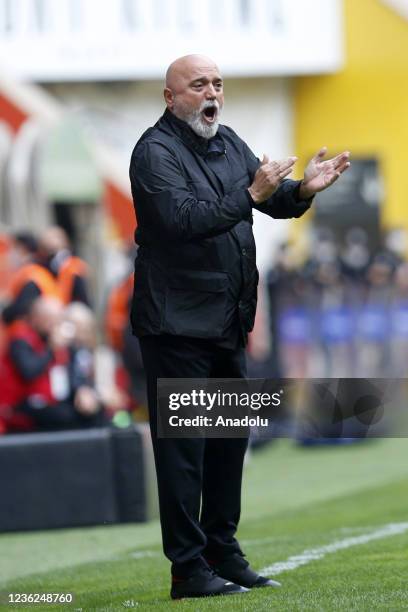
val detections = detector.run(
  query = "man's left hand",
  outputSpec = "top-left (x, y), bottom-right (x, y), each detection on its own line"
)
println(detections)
top-left (299, 147), bottom-right (350, 200)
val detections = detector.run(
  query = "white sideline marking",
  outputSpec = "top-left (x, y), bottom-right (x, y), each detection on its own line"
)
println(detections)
top-left (242, 526), bottom-right (367, 548)
top-left (259, 522), bottom-right (408, 576)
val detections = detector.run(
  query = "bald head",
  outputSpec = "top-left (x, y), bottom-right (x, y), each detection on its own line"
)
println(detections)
top-left (40, 226), bottom-right (70, 257)
top-left (29, 296), bottom-right (63, 337)
top-left (164, 55), bottom-right (224, 139)
top-left (165, 55), bottom-right (220, 91)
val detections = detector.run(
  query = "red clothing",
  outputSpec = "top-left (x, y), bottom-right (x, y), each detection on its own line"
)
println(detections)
top-left (0, 321), bottom-right (68, 433)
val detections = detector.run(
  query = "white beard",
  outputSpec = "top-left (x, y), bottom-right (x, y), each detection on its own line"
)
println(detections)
top-left (173, 99), bottom-right (222, 139)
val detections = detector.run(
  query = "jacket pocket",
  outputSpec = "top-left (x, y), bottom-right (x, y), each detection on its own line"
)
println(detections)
top-left (163, 270), bottom-right (228, 338)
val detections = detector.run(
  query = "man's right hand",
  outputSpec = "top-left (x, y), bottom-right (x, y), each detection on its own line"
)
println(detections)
top-left (248, 154), bottom-right (298, 204)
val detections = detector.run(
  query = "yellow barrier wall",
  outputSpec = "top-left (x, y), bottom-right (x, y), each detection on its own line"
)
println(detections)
top-left (294, 0), bottom-right (408, 232)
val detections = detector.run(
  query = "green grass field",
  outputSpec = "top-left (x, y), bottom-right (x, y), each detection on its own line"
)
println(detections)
top-left (1, 438), bottom-right (408, 611)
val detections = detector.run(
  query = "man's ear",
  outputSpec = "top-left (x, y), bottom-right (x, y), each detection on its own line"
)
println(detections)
top-left (164, 87), bottom-right (174, 110)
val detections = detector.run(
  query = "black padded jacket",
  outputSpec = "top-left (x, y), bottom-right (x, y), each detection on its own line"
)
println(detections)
top-left (129, 108), bottom-right (312, 345)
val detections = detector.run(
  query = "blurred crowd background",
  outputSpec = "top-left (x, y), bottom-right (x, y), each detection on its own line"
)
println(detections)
top-left (1, 0), bottom-right (408, 436)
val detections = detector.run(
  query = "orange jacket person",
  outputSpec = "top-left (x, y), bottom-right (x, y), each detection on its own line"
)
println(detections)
top-left (1, 233), bottom-right (60, 327)
top-left (38, 226), bottom-right (91, 306)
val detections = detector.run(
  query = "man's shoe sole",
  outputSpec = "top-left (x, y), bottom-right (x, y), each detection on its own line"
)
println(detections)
top-left (252, 577), bottom-right (282, 588)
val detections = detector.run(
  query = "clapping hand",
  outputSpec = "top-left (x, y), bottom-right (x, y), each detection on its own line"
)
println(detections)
top-left (248, 154), bottom-right (298, 204)
top-left (299, 147), bottom-right (350, 199)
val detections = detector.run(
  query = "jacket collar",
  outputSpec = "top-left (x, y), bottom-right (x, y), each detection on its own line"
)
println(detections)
top-left (160, 108), bottom-right (225, 157)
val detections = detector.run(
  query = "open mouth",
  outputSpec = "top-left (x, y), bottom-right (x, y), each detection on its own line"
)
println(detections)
top-left (202, 106), bottom-right (217, 123)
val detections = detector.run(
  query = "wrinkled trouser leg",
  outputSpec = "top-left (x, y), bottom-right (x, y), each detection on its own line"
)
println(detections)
top-left (139, 335), bottom-right (248, 577)
top-left (201, 346), bottom-right (248, 561)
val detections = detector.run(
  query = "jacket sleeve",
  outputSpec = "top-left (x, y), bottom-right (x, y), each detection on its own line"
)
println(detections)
top-left (130, 141), bottom-right (252, 242)
top-left (242, 142), bottom-right (314, 219)
top-left (9, 339), bottom-right (53, 381)
top-left (1, 281), bottom-right (41, 324)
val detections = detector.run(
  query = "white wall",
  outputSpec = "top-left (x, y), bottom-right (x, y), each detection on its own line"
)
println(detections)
top-left (0, 0), bottom-right (343, 80)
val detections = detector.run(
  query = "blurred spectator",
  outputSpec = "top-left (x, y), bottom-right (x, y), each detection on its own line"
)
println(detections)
top-left (105, 272), bottom-right (133, 353)
top-left (303, 226), bottom-right (338, 279)
top-left (64, 301), bottom-right (97, 390)
top-left (0, 297), bottom-right (106, 433)
top-left (309, 261), bottom-right (355, 377)
top-left (340, 227), bottom-right (370, 284)
top-left (1, 232), bottom-right (60, 326)
top-left (383, 228), bottom-right (406, 269)
top-left (38, 226), bottom-right (92, 306)
top-left (390, 262), bottom-right (408, 377)
top-left (0, 232), bottom-right (11, 356)
top-left (65, 301), bottom-right (128, 417)
top-left (266, 244), bottom-right (312, 378)
top-left (105, 268), bottom-right (147, 413)
top-left (0, 232), bottom-right (11, 301)
top-left (356, 254), bottom-right (394, 377)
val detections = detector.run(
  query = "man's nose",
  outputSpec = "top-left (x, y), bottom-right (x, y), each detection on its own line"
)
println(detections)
top-left (205, 84), bottom-right (216, 99)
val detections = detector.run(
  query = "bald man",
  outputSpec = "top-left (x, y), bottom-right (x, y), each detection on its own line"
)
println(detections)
top-left (129, 54), bottom-right (350, 600)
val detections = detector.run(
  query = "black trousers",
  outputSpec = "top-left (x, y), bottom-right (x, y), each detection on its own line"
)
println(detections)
top-left (139, 334), bottom-right (248, 578)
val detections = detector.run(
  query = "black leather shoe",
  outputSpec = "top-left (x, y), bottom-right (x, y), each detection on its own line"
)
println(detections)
top-left (170, 566), bottom-right (249, 599)
top-left (208, 553), bottom-right (282, 589)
